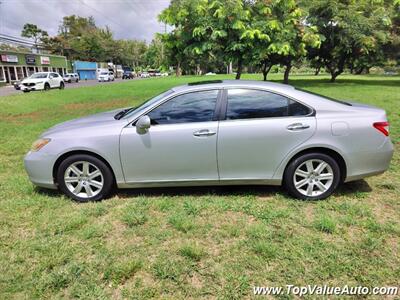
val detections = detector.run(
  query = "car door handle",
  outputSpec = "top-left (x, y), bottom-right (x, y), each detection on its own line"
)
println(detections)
top-left (287, 123), bottom-right (310, 131)
top-left (193, 129), bottom-right (216, 137)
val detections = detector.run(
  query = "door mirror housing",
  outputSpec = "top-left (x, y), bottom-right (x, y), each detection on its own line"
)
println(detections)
top-left (136, 115), bottom-right (151, 134)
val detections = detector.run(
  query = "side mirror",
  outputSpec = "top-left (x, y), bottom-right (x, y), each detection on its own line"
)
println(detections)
top-left (136, 115), bottom-right (151, 134)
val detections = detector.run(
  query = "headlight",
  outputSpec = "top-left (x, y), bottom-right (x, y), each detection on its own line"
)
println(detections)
top-left (36, 81), bottom-right (43, 84)
top-left (31, 138), bottom-right (51, 152)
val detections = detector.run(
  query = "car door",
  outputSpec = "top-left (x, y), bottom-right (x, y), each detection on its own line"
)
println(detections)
top-left (120, 89), bottom-right (221, 184)
top-left (49, 73), bottom-right (58, 87)
top-left (217, 88), bottom-right (316, 180)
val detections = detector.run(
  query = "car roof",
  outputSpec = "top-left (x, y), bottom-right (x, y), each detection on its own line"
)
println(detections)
top-left (171, 80), bottom-right (295, 93)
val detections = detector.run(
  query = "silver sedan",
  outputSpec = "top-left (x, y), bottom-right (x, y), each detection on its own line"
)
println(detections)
top-left (24, 80), bottom-right (394, 201)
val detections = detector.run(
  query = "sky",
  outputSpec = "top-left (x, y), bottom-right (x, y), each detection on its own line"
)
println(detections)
top-left (0, 0), bottom-right (171, 43)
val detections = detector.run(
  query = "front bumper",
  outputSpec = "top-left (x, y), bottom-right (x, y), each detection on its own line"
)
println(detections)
top-left (20, 83), bottom-right (44, 91)
top-left (24, 150), bottom-right (57, 189)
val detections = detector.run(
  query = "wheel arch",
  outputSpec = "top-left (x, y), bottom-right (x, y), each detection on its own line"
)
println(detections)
top-left (282, 147), bottom-right (347, 183)
top-left (52, 150), bottom-right (116, 185)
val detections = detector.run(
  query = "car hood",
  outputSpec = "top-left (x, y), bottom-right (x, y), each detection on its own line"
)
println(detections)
top-left (22, 78), bottom-right (47, 83)
top-left (41, 108), bottom-right (129, 137)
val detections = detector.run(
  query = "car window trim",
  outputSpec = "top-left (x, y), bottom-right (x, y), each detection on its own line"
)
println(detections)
top-left (219, 87), bottom-right (315, 121)
top-left (130, 88), bottom-right (223, 127)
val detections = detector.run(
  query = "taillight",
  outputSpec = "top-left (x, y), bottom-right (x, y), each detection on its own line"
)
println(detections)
top-left (373, 122), bottom-right (389, 136)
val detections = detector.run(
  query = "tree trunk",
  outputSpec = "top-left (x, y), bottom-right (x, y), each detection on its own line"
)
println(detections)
top-left (235, 56), bottom-right (243, 80)
top-left (355, 66), bottom-right (365, 75)
top-left (329, 55), bottom-right (346, 82)
top-left (283, 62), bottom-right (291, 84)
top-left (314, 66), bottom-right (321, 76)
top-left (196, 64), bottom-right (201, 75)
top-left (262, 62), bottom-right (272, 81)
top-left (176, 61), bottom-right (182, 77)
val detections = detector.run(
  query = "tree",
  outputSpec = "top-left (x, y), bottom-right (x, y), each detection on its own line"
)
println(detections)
top-left (252, 0), bottom-right (321, 83)
top-left (305, 0), bottom-right (392, 82)
top-left (384, 0), bottom-right (400, 66)
top-left (160, 0), bottom-right (270, 79)
top-left (159, 0), bottom-right (214, 75)
top-left (21, 23), bottom-right (48, 50)
top-left (144, 36), bottom-right (166, 69)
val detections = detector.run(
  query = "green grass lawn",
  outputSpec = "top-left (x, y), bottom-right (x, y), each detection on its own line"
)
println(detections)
top-left (0, 74), bottom-right (399, 299)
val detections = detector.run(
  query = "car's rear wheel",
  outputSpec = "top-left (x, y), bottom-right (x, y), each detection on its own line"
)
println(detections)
top-left (57, 154), bottom-right (114, 202)
top-left (44, 83), bottom-right (50, 91)
top-left (59, 82), bottom-right (64, 89)
top-left (284, 153), bottom-right (340, 200)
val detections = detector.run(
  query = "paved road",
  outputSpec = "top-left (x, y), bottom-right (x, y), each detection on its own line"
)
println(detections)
top-left (0, 78), bottom-right (139, 97)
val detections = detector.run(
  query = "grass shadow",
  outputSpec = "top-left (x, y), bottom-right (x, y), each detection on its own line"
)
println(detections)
top-left (116, 185), bottom-right (284, 199)
top-left (336, 179), bottom-right (372, 196)
top-left (34, 186), bottom-right (63, 197)
top-left (35, 181), bottom-right (373, 201)
top-left (267, 77), bottom-right (400, 88)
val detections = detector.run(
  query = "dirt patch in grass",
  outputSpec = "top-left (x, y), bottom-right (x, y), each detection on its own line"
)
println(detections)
top-left (0, 111), bottom-right (42, 124)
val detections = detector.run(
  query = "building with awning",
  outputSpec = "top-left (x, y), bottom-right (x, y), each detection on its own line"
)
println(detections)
top-left (0, 51), bottom-right (70, 83)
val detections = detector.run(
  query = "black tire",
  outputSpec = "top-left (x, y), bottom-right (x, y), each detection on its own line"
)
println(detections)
top-left (76, 79), bottom-right (79, 83)
top-left (57, 154), bottom-right (114, 202)
top-left (44, 83), bottom-right (50, 91)
top-left (59, 82), bottom-right (64, 90)
top-left (23, 90), bottom-right (30, 93)
top-left (283, 152), bottom-right (341, 200)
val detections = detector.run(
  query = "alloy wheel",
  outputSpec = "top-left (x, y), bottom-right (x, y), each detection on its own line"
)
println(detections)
top-left (293, 159), bottom-right (334, 197)
top-left (64, 161), bottom-right (104, 198)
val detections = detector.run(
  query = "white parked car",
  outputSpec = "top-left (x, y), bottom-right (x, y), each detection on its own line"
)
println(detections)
top-left (98, 72), bottom-right (115, 82)
top-left (63, 73), bottom-right (79, 83)
top-left (140, 72), bottom-right (150, 78)
top-left (20, 72), bottom-right (64, 93)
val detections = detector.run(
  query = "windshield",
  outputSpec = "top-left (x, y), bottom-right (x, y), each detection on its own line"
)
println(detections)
top-left (30, 73), bottom-right (48, 79)
top-left (100, 72), bottom-right (108, 75)
top-left (120, 89), bottom-right (174, 119)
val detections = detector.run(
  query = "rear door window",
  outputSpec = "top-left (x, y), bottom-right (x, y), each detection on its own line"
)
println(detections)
top-left (226, 89), bottom-right (311, 120)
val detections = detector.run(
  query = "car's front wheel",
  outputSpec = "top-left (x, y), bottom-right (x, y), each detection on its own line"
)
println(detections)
top-left (44, 83), bottom-right (50, 91)
top-left (59, 82), bottom-right (64, 89)
top-left (284, 153), bottom-right (340, 200)
top-left (57, 154), bottom-right (114, 202)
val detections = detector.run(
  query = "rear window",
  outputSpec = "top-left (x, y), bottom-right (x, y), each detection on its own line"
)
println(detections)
top-left (296, 88), bottom-right (352, 106)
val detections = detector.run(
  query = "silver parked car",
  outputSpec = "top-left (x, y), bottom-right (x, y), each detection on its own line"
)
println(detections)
top-left (24, 80), bottom-right (393, 202)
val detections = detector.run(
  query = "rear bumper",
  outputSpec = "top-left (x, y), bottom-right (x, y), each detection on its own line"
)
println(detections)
top-left (345, 138), bottom-right (394, 182)
top-left (24, 151), bottom-right (57, 189)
